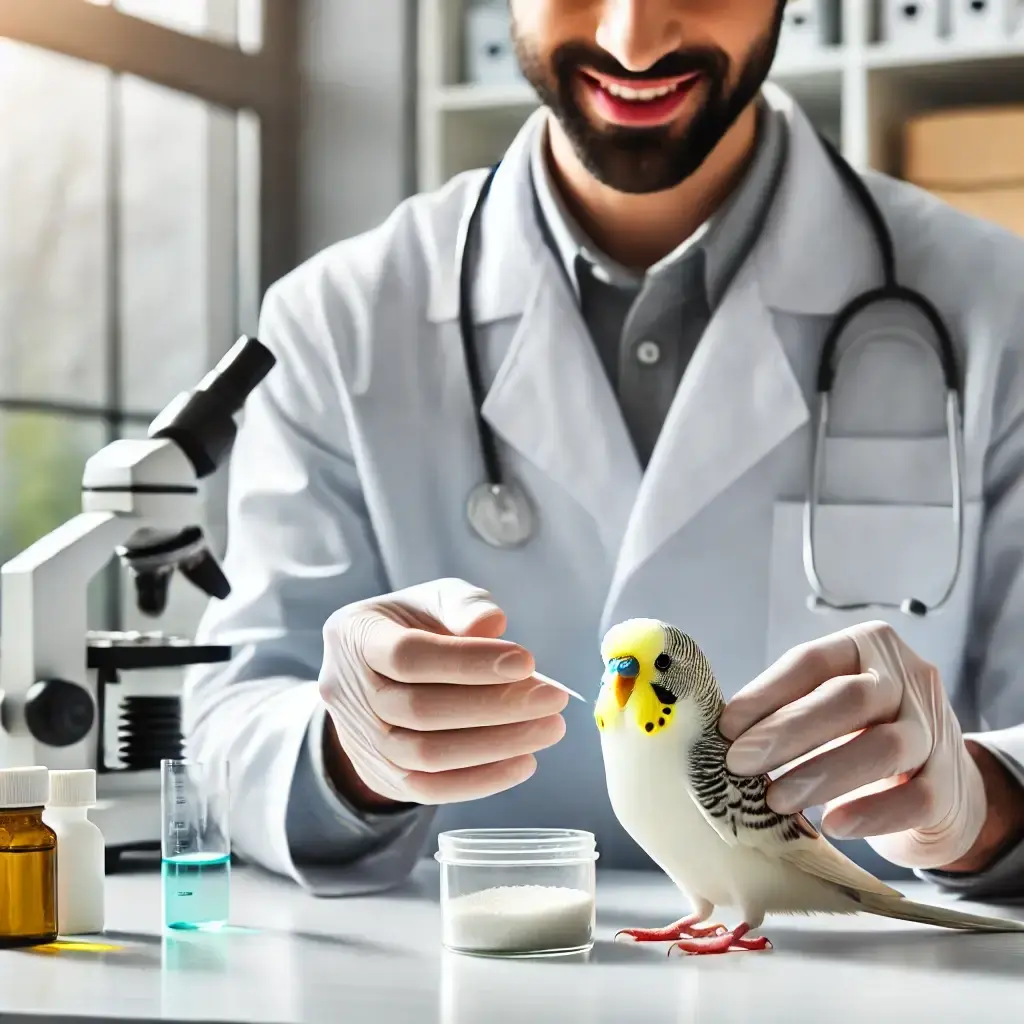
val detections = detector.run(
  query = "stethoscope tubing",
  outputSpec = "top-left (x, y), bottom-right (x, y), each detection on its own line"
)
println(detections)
top-left (456, 129), bottom-right (965, 616)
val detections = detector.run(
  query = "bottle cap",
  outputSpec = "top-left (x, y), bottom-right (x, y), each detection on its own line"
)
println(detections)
top-left (0, 766), bottom-right (50, 809)
top-left (47, 769), bottom-right (97, 808)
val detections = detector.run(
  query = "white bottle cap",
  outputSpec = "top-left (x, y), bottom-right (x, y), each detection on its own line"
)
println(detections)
top-left (47, 769), bottom-right (97, 808)
top-left (0, 766), bottom-right (50, 809)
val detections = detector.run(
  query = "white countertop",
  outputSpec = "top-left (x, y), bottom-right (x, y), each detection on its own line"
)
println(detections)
top-left (1, 861), bottom-right (1023, 1023)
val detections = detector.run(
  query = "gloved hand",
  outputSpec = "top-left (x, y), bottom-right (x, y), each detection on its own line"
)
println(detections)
top-left (718, 621), bottom-right (987, 870)
top-left (319, 577), bottom-right (568, 807)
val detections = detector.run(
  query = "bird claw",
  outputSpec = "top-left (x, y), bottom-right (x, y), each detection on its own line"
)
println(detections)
top-left (615, 919), bottom-right (729, 943)
top-left (668, 932), bottom-right (772, 956)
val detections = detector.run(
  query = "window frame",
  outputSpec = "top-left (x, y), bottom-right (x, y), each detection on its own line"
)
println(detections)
top-left (0, 0), bottom-right (300, 625)
top-left (0, 0), bottom-right (300, 298)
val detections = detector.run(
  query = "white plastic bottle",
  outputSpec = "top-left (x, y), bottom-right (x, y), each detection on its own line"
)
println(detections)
top-left (43, 770), bottom-right (105, 935)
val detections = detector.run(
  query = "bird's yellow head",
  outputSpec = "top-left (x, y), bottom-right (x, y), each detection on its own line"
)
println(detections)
top-left (595, 618), bottom-right (681, 738)
top-left (595, 618), bottom-right (722, 739)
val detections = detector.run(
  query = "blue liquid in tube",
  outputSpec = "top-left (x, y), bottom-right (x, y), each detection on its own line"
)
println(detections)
top-left (162, 852), bottom-right (230, 929)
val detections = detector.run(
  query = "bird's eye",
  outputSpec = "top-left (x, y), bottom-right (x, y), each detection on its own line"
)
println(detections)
top-left (654, 653), bottom-right (672, 672)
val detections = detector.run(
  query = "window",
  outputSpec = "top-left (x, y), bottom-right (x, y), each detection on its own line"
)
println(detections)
top-left (0, 0), bottom-right (298, 629)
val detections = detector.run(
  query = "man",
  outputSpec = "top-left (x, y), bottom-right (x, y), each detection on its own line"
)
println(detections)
top-left (184, 0), bottom-right (1024, 898)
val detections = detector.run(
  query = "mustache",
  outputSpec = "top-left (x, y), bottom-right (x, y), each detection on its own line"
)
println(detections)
top-left (551, 42), bottom-right (726, 82)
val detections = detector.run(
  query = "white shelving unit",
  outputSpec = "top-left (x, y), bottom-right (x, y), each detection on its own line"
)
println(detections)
top-left (416, 0), bottom-right (1024, 191)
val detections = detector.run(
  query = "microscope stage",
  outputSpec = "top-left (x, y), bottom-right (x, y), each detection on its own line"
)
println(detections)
top-left (87, 631), bottom-right (231, 670)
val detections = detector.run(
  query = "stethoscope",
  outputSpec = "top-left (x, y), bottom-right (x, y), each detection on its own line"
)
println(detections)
top-left (459, 134), bottom-right (964, 618)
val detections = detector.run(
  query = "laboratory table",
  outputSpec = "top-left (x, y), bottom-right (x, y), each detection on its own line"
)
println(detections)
top-left (0, 861), bottom-right (1022, 1023)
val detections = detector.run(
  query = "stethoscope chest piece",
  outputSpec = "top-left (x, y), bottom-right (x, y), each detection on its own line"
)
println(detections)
top-left (467, 481), bottom-right (535, 549)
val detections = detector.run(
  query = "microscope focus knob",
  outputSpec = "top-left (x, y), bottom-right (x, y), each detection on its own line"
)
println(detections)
top-left (23, 679), bottom-right (95, 748)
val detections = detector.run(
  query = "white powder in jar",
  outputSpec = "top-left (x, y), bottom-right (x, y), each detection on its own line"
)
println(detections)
top-left (443, 884), bottom-right (595, 954)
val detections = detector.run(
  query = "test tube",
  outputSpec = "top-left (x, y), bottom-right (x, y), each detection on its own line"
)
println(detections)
top-left (160, 759), bottom-right (230, 930)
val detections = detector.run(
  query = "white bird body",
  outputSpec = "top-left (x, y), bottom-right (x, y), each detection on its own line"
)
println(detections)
top-left (596, 618), bottom-right (1024, 952)
top-left (601, 701), bottom-right (857, 925)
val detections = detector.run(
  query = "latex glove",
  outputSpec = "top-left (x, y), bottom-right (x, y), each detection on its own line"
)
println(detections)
top-left (718, 620), bottom-right (987, 870)
top-left (319, 577), bottom-right (568, 806)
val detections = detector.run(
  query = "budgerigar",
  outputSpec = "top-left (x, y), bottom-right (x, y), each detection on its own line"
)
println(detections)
top-left (595, 617), bottom-right (1024, 955)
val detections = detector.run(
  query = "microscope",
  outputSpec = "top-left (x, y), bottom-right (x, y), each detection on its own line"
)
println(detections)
top-left (0, 336), bottom-right (275, 867)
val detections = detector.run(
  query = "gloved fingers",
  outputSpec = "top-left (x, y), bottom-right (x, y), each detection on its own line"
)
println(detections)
top-left (726, 671), bottom-right (901, 776)
top-left (376, 714), bottom-right (566, 773)
top-left (718, 630), bottom-right (861, 741)
top-left (765, 719), bottom-right (931, 815)
top-left (403, 753), bottom-right (539, 805)
top-left (368, 675), bottom-right (570, 731)
top-left (358, 612), bottom-right (534, 684)
top-left (820, 769), bottom-right (946, 841)
top-left (426, 577), bottom-right (509, 637)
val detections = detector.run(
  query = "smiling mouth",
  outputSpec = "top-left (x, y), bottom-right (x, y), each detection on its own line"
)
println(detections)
top-left (577, 68), bottom-right (703, 128)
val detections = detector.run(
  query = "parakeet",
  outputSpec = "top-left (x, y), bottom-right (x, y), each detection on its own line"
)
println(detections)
top-left (595, 617), bottom-right (1024, 955)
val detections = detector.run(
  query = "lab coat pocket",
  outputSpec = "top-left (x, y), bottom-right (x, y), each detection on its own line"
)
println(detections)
top-left (766, 499), bottom-right (984, 685)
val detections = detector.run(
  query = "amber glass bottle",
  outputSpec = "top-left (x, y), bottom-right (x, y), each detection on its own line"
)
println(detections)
top-left (0, 767), bottom-right (58, 948)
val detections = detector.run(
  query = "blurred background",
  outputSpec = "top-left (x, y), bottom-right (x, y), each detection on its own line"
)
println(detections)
top-left (1, 0), bottom-right (1023, 647)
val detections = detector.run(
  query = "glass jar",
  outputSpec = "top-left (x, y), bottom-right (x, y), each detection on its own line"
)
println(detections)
top-left (435, 828), bottom-right (599, 957)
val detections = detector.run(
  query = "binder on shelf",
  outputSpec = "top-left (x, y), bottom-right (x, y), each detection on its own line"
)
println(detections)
top-left (949, 0), bottom-right (1017, 39)
top-left (464, 2), bottom-right (522, 87)
top-left (880, 0), bottom-right (947, 45)
top-left (777, 0), bottom-right (841, 54)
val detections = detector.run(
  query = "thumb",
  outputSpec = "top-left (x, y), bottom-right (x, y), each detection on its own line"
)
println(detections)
top-left (426, 578), bottom-right (507, 638)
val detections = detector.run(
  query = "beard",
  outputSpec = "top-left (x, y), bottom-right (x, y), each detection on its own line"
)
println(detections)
top-left (512, 13), bottom-right (784, 194)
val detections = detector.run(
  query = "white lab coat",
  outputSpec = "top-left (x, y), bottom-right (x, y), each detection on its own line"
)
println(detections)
top-left (185, 85), bottom-right (1024, 896)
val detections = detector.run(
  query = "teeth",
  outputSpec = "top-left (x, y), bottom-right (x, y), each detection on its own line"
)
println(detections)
top-left (603, 81), bottom-right (680, 101)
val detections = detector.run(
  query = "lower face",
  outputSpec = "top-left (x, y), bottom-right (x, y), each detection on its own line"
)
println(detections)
top-left (510, 2), bottom-right (785, 194)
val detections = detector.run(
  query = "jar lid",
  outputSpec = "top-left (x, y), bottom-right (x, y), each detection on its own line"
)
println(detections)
top-left (47, 769), bottom-right (96, 807)
top-left (435, 828), bottom-right (599, 867)
top-left (0, 766), bottom-right (50, 809)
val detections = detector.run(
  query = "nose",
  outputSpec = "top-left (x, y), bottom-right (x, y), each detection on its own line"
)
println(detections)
top-left (612, 656), bottom-right (639, 708)
top-left (596, 0), bottom-right (684, 73)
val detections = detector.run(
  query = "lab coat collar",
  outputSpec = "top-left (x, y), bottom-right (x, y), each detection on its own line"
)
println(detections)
top-left (427, 107), bottom-right (550, 326)
top-left (428, 107), bottom-right (643, 555)
top-left (754, 83), bottom-right (879, 315)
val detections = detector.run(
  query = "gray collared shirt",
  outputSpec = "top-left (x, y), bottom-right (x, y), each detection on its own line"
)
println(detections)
top-left (530, 99), bottom-right (787, 466)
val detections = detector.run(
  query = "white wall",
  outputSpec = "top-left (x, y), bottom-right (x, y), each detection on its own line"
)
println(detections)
top-left (297, 0), bottom-right (416, 261)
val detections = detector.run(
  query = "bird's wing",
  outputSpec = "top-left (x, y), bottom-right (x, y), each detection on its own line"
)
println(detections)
top-left (686, 734), bottom-right (901, 899)
top-left (779, 831), bottom-right (904, 899)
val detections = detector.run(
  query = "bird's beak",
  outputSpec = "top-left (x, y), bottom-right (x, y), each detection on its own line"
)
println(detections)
top-left (613, 670), bottom-right (636, 708)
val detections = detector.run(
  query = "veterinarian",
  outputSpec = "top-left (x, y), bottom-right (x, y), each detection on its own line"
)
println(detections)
top-left (184, 0), bottom-right (1024, 898)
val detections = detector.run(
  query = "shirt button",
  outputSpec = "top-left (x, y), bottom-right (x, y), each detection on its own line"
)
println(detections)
top-left (636, 340), bottom-right (661, 365)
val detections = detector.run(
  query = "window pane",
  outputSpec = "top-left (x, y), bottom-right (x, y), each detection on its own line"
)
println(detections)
top-left (0, 42), bottom-right (110, 407)
top-left (119, 75), bottom-right (239, 413)
top-left (0, 410), bottom-right (110, 625)
top-left (106, 0), bottom-right (264, 50)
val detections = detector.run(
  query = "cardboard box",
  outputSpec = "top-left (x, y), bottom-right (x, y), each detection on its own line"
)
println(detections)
top-left (932, 187), bottom-right (1024, 238)
top-left (903, 106), bottom-right (1024, 188)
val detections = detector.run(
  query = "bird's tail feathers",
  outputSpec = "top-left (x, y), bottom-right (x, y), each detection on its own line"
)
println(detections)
top-left (855, 890), bottom-right (1024, 932)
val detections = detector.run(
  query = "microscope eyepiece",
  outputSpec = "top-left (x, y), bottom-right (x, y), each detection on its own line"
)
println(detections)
top-left (148, 335), bottom-right (276, 479)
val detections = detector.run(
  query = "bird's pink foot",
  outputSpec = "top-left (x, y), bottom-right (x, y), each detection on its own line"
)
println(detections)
top-left (615, 914), bottom-right (728, 943)
top-left (668, 923), bottom-right (772, 956)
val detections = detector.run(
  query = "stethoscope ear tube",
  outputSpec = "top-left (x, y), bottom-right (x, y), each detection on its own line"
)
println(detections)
top-left (805, 132), bottom-right (965, 617)
top-left (459, 165), bottom-right (538, 549)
